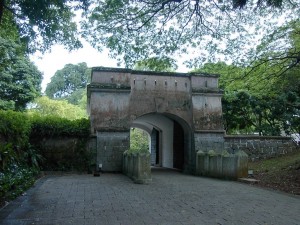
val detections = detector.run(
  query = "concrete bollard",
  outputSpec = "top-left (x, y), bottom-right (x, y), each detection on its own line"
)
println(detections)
top-left (236, 150), bottom-right (248, 178)
top-left (134, 153), bottom-right (152, 184)
top-left (196, 150), bottom-right (206, 176)
top-left (222, 150), bottom-right (237, 179)
top-left (122, 151), bottom-right (152, 184)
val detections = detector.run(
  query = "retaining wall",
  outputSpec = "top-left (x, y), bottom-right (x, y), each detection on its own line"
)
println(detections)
top-left (224, 135), bottom-right (298, 161)
top-left (30, 136), bottom-right (96, 172)
top-left (196, 150), bottom-right (248, 179)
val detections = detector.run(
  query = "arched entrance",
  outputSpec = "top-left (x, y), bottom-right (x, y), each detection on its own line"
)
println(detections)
top-left (131, 113), bottom-right (192, 171)
top-left (87, 67), bottom-right (225, 173)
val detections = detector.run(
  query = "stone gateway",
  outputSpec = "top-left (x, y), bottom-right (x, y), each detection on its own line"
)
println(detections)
top-left (87, 67), bottom-right (225, 174)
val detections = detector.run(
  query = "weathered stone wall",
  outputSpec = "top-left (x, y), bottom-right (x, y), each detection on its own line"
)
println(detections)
top-left (88, 68), bottom-right (224, 134)
top-left (88, 67), bottom-right (225, 173)
top-left (191, 74), bottom-right (224, 131)
top-left (194, 131), bottom-right (225, 153)
top-left (31, 137), bottom-right (94, 172)
top-left (224, 135), bottom-right (298, 161)
top-left (129, 72), bottom-right (192, 126)
top-left (96, 131), bottom-right (130, 171)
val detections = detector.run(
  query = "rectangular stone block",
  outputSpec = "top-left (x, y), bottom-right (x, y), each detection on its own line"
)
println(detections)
top-left (96, 131), bottom-right (130, 172)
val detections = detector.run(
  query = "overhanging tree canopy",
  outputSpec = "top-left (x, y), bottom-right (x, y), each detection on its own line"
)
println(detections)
top-left (81, 0), bottom-right (299, 68)
top-left (0, 0), bottom-right (90, 53)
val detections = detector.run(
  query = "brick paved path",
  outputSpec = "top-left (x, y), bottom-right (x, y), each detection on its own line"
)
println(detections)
top-left (0, 169), bottom-right (299, 225)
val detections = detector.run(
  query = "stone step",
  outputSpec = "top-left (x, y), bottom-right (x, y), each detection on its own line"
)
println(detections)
top-left (238, 178), bottom-right (260, 184)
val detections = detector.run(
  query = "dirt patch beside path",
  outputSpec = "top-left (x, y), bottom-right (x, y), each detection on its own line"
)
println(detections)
top-left (248, 150), bottom-right (300, 195)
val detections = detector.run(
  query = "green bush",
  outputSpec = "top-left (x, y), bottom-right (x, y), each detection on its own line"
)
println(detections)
top-left (0, 110), bottom-right (31, 148)
top-left (129, 128), bottom-right (149, 153)
top-left (29, 114), bottom-right (90, 138)
top-left (0, 164), bottom-right (38, 200)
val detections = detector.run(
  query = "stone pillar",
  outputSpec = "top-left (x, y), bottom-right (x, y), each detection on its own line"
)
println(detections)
top-left (96, 131), bottom-right (130, 172)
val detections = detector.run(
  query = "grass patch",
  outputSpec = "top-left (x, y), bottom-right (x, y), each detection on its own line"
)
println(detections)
top-left (249, 151), bottom-right (300, 173)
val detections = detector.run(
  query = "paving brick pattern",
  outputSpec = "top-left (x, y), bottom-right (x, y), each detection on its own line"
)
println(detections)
top-left (0, 169), bottom-right (299, 225)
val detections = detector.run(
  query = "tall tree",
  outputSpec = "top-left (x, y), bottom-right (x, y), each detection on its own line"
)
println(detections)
top-left (45, 62), bottom-right (90, 105)
top-left (0, 0), bottom-right (90, 53)
top-left (0, 13), bottom-right (42, 111)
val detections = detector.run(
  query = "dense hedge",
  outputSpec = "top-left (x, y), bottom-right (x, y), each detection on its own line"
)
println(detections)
top-left (0, 110), bottom-right (31, 149)
top-left (30, 115), bottom-right (90, 138)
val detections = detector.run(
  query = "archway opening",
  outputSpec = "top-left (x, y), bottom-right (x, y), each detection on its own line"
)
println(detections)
top-left (131, 113), bottom-right (191, 171)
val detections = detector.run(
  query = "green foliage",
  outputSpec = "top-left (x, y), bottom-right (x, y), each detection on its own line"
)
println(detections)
top-left (0, 110), bottom-right (31, 148)
top-left (23, 144), bottom-right (44, 169)
top-left (129, 128), bottom-right (149, 153)
top-left (0, 12), bottom-right (42, 111)
top-left (45, 62), bottom-right (90, 101)
top-left (134, 57), bottom-right (178, 72)
top-left (0, 164), bottom-right (39, 201)
top-left (29, 96), bottom-right (87, 120)
top-left (0, 1), bottom-right (90, 53)
top-left (222, 90), bottom-right (300, 135)
top-left (82, 0), bottom-right (297, 67)
top-left (194, 60), bottom-right (300, 135)
top-left (251, 19), bottom-right (300, 79)
top-left (0, 110), bottom-right (41, 203)
top-left (0, 37), bottom-right (42, 111)
top-left (66, 88), bottom-right (86, 105)
top-left (29, 114), bottom-right (90, 138)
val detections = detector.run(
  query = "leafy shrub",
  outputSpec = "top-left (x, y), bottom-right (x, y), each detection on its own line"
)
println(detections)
top-left (129, 128), bottom-right (149, 153)
top-left (0, 164), bottom-right (38, 201)
top-left (29, 114), bottom-right (90, 138)
top-left (0, 110), bottom-right (31, 148)
top-left (28, 96), bottom-right (87, 120)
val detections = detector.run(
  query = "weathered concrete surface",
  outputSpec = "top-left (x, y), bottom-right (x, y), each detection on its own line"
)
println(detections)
top-left (1, 170), bottom-right (299, 225)
top-left (87, 67), bottom-right (225, 172)
top-left (123, 152), bottom-right (152, 184)
top-left (88, 68), bottom-right (224, 133)
top-left (196, 150), bottom-right (248, 179)
top-left (96, 131), bottom-right (129, 172)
